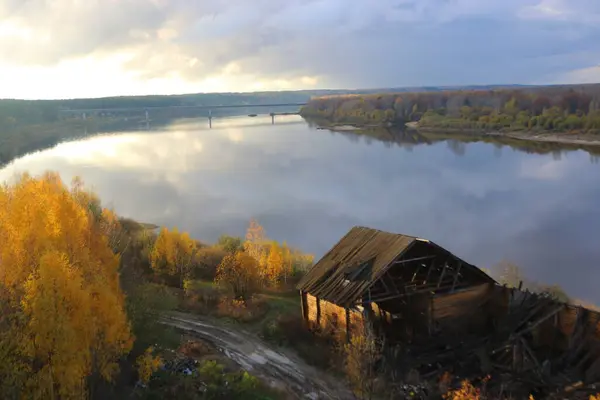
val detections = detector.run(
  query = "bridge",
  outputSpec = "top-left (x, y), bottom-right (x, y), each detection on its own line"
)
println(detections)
top-left (59, 102), bottom-right (306, 127)
top-left (58, 102), bottom-right (306, 114)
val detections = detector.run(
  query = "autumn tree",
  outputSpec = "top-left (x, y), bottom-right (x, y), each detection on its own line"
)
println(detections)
top-left (343, 322), bottom-right (383, 400)
top-left (244, 218), bottom-right (267, 260)
top-left (215, 252), bottom-right (261, 301)
top-left (99, 208), bottom-right (129, 255)
top-left (192, 246), bottom-right (228, 280)
top-left (281, 242), bottom-right (293, 284)
top-left (0, 172), bottom-right (133, 399)
top-left (136, 347), bottom-right (162, 385)
top-left (266, 241), bottom-right (284, 285)
top-left (150, 227), bottom-right (198, 289)
top-left (217, 234), bottom-right (244, 254)
top-left (495, 260), bottom-right (525, 289)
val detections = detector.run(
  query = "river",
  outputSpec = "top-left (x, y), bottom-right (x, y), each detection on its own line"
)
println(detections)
top-left (1, 114), bottom-right (599, 303)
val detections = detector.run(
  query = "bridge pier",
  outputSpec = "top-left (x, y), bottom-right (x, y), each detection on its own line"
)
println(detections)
top-left (209, 109), bottom-right (212, 128)
top-left (270, 112), bottom-right (274, 125)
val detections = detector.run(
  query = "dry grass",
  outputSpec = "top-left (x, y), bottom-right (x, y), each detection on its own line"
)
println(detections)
top-left (216, 296), bottom-right (268, 323)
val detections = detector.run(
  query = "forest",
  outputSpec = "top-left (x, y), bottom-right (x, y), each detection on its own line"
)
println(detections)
top-left (0, 171), bottom-right (317, 399)
top-left (300, 83), bottom-right (600, 134)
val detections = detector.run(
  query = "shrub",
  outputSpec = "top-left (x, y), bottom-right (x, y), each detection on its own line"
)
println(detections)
top-left (216, 296), bottom-right (268, 323)
top-left (192, 247), bottom-right (228, 280)
top-left (182, 281), bottom-right (225, 314)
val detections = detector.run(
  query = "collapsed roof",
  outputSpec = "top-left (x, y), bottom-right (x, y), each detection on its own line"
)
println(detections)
top-left (297, 226), bottom-right (495, 308)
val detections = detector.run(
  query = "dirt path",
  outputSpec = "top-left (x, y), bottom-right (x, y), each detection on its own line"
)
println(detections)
top-left (161, 311), bottom-right (354, 400)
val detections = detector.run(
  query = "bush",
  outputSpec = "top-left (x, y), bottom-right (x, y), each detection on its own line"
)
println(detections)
top-left (182, 281), bottom-right (225, 314)
top-left (136, 360), bottom-right (280, 400)
top-left (261, 314), bottom-right (333, 369)
top-left (192, 247), bottom-right (228, 280)
top-left (216, 296), bottom-right (268, 323)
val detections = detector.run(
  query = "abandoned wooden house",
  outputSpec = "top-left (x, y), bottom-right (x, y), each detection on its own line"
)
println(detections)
top-left (297, 226), bottom-right (600, 392)
top-left (296, 226), bottom-right (497, 342)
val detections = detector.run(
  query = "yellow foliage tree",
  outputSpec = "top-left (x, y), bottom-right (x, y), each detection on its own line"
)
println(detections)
top-left (0, 172), bottom-right (133, 398)
top-left (150, 227), bottom-right (197, 289)
top-left (266, 241), bottom-right (284, 285)
top-left (99, 208), bottom-right (128, 255)
top-left (343, 322), bottom-right (383, 400)
top-left (281, 242), bottom-right (292, 284)
top-left (243, 219), bottom-right (268, 273)
top-left (136, 346), bottom-right (162, 385)
top-left (215, 251), bottom-right (261, 301)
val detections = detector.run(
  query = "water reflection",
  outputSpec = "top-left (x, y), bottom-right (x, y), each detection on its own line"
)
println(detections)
top-left (320, 124), bottom-right (600, 161)
top-left (1, 115), bottom-right (600, 304)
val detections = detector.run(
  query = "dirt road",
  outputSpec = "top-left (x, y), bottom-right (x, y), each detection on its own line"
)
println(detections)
top-left (161, 311), bottom-right (354, 400)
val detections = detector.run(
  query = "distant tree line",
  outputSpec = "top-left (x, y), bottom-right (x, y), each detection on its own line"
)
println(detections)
top-left (300, 84), bottom-right (600, 134)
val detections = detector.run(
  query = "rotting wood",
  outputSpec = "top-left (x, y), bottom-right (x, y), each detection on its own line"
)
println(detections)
top-left (316, 296), bottom-right (321, 326)
top-left (437, 262), bottom-right (448, 288)
top-left (299, 226), bottom-right (600, 399)
top-left (422, 258), bottom-right (435, 285)
top-left (516, 305), bottom-right (565, 337)
top-left (391, 255), bottom-right (437, 266)
top-left (451, 261), bottom-right (462, 292)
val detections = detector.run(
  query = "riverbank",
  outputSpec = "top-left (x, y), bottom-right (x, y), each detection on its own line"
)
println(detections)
top-left (300, 84), bottom-right (600, 147)
top-left (312, 119), bottom-right (600, 148)
top-left (411, 123), bottom-right (600, 147)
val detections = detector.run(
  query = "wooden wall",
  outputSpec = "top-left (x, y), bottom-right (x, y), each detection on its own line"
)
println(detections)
top-left (431, 283), bottom-right (494, 334)
top-left (303, 292), bottom-right (365, 340)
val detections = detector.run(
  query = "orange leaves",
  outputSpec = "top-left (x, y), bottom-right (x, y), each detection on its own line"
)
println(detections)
top-left (443, 380), bottom-right (482, 400)
top-left (0, 172), bottom-right (132, 397)
top-left (150, 227), bottom-right (197, 288)
top-left (215, 251), bottom-right (261, 301)
top-left (266, 241), bottom-right (284, 284)
top-left (22, 251), bottom-right (93, 398)
top-left (136, 346), bottom-right (162, 385)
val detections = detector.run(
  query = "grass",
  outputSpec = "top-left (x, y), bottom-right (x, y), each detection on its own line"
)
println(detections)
top-left (180, 280), bottom-right (335, 370)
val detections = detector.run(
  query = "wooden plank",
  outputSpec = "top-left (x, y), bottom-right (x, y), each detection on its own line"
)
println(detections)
top-left (345, 307), bottom-right (350, 343)
top-left (516, 305), bottom-right (565, 337)
top-left (316, 296), bottom-right (321, 326)
top-left (301, 291), bottom-right (308, 322)
top-left (451, 262), bottom-right (462, 292)
top-left (391, 255), bottom-right (436, 265)
top-left (437, 262), bottom-right (448, 288)
top-left (422, 258), bottom-right (436, 285)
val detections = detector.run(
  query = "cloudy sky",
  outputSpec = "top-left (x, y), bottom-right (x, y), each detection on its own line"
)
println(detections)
top-left (0, 0), bottom-right (599, 99)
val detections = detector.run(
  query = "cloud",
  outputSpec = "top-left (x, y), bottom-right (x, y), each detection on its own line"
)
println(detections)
top-left (0, 0), bottom-right (599, 98)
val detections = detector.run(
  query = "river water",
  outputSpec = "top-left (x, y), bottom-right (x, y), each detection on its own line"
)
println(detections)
top-left (1, 115), bottom-right (599, 302)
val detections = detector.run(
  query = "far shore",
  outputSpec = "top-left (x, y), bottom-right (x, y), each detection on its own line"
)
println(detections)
top-left (408, 123), bottom-right (600, 147)
top-left (313, 120), bottom-right (600, 147)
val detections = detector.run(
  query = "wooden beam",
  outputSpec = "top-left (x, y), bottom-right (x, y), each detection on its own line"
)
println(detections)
top-left (391, 255), bottom-right (436, 265)
top-left (366, 292), bottom-right (408, 304)
top-left (451, 261), bottom-right (462, 292)
top-left (366, 282), bottom-right (472, 303)
top-left (422, 258), bottom-right (436, 285)
top-left (379, 275), bottom-right (392, 294)
top-left (301, 291), bottom-right (309, 323)
top-left (316, 297), bottom-right (321, 326)
top-left (437, 262), bottom-right (448, 288)
top-left (383, 273), bottom-right (401, 295)
top-left (516, 305), bottom-right (565, 337)
top-left (345, 308), bottom-right (350, 343)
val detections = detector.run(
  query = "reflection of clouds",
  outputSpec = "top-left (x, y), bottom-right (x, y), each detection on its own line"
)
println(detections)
top-left (1, 117), bottom-right (600, 302)
top-left (225, 128), bottom-right (244, 143)
top-left (518, 157), bottom-right (573, 180)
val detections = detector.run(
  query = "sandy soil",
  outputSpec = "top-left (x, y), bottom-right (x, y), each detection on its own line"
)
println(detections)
top-left (161, 311), bottom-right (354, 400)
